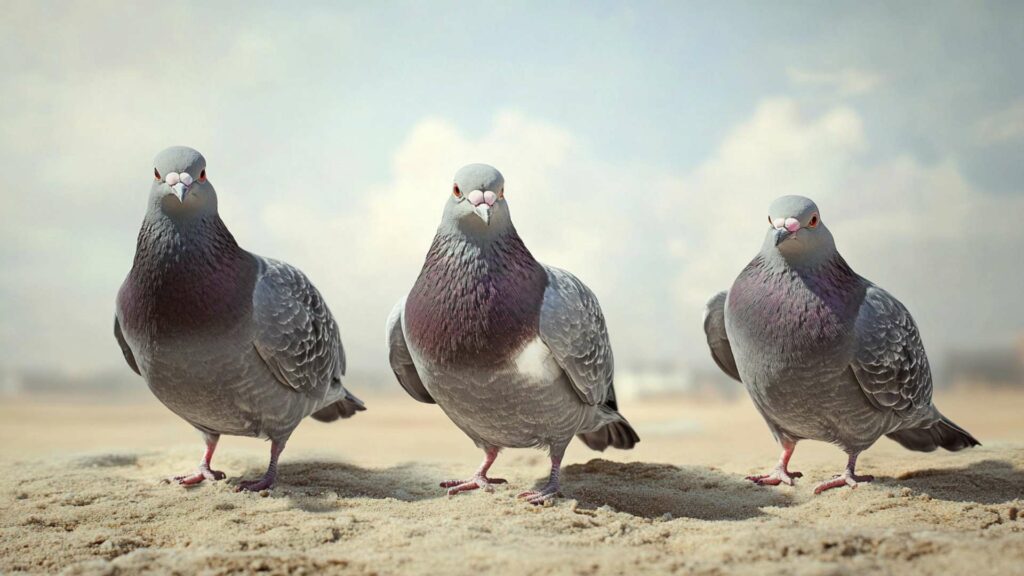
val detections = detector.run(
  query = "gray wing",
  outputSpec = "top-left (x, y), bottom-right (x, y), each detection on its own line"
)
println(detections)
top-left (538, 266), bottom-right (613, 406)
top-left (850, 285), bottom-right (933, 414)
top-left (252, 258), bottom-right (345, 401)
top-left (703, 291), bottom-right (741, 382)
top-left (386, 297), bottom-right (434, 404)
top-left (113, 316), bottom-right (140, 375)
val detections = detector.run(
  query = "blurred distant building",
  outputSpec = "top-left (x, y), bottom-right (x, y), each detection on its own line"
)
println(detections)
top-left (1, 369), bottom-right (23, 396)
top-left (942, 339), bottom-right (1024, 388)
top-left (616, 362), bottom-right (693, 400)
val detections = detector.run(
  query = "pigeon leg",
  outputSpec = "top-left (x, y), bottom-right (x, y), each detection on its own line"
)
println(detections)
top-left (441, 446), bottom-right (508, 495)
top-left (518, 447), bottom-right (565, 505)
top-left (814, 452), bottom-right (874, 494)
top-left (166, 433), bottom-right (227, 486)
top-left (746, 440), bottom-right (803, 486)
top-left (236, 439), bottom-right (286, 492)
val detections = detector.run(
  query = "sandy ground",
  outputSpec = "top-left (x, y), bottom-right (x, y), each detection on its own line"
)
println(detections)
top-left (1, 388), bottom-right (1022, 575)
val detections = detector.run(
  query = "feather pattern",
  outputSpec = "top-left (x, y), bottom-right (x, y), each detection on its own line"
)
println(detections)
top-left (538, 266), bottom-right (614, 406)
top-left (851, 285), bottom-right (933, 413)
top-left (252, 257), bottom-right (346, 401)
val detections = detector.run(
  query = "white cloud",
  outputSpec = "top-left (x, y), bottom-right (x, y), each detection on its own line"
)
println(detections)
top-left (786, 67), bottom-right (883, 96)
top-left (974, 99), bottom-right (1024, 144)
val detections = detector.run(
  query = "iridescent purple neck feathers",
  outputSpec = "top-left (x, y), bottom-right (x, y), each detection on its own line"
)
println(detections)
top-left (405, 230), bottom-right (548, 367)
top-left (729, 252), bottom-right (866, 354)
top-left (119, 214), bottom-right (257, 339)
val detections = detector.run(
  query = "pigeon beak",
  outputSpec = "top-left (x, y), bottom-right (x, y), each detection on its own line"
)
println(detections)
top-left (773, 228), bottom-right (792, 246)
top-left (171, 182), bottom-right (189, 202)
top-left (474, 203), bottom-right (491, 225)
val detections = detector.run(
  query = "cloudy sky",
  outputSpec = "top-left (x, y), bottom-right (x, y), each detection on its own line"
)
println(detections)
top-left (1, 1), bottom-right (1022, 379)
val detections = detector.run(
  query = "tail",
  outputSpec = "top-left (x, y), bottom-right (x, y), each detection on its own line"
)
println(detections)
top-left (577, 416), bottom-right (640, 452)
top-left (887, 414), bottom-right (980, 453)
top-left (311, 391), bottom-right (367, 423)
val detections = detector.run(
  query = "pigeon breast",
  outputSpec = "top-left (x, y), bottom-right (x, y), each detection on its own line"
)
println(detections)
top-left (404, 231), bottom-right (549, 367)
top-left (118, 214), bottom-right (258, 343)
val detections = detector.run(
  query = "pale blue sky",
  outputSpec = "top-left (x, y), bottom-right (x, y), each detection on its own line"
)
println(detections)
top-left (1, 1), bottom-right (1022, 376)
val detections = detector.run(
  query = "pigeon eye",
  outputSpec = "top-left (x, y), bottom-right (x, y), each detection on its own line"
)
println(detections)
top-left (154, 168), bottom-right (161, 181)
top-left (198, 169), bottom-right (207, 182)
top-left (808, 214), bottom-right (819, 228)
top-left (498, 187), bottom-right (505, 199)
top-left (452, 184), bottom-right (462, 198)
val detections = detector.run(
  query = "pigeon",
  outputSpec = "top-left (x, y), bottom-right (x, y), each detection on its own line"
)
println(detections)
top-left (115, 146), bottom-right (365, 491)
top-left (387, 164), bottom-right (638, 504)
top-left (704, 195), bottom-right (979, 493)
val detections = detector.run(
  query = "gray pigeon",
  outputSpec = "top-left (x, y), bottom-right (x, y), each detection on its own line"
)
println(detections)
top-left (704, 195), bottom-right (979, 494)
top-left (387, 164), bottom-right (638, 504)
top-left (115, 146), bottom-right (365, 491)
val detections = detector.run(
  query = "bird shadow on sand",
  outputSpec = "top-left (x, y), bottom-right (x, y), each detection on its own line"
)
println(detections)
top-left (234, 460), bottom-right (444, 509)
top-left (883, 459), bottom-right (1024, 504)
top-left (550, 459), bottom-right (794, 521)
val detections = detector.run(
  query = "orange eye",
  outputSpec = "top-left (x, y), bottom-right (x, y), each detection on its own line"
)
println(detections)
top-left (498, 187), bottom-right (505, 199)
top-left (198, 169), bottom-right (207, 182)
top-left (154, 168), bottom-right (161, 180)
top-left (808, 214), bottom-right (819, 228)
top-left (452, 184), bottom-right (462, 198)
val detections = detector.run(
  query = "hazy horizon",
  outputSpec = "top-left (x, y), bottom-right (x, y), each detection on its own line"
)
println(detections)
top-left (2, 2), bottom-right (1022, 381)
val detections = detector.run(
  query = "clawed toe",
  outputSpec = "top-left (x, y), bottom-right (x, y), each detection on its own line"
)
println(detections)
top-left (164, 467), bottom-right (227, 487)
top-left (517, 486), bottom-right (560, 505)
top-left (441, 476), bottom-right (507, 496)
top-left (745, 467), bottom-right (801, 487)
top-left (235, 476), bottom-right (275, 492)
top-left (813, 472), bottom-right (874, 495)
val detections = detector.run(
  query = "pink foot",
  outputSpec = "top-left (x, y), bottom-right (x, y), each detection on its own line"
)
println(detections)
top-left (235, 472), bottom-right (277, 492)
top-left (440, 475), bottom-right (508, 496)
top-left (517, 483), bottom-right (560, 505)
top-left (746, 466), bottom-right (803, 486)
top-left (164, 465), bottom-right (226, 487)
top-left (814, 471), bottom-right (874, 494)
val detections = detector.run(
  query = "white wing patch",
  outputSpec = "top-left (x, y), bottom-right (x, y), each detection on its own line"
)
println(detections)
top-left (514, 338), bottom-right (562, 383)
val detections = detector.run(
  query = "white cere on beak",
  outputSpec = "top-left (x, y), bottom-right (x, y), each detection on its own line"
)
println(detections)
top-left (165, 172), bottom-right (180, 186)
top-left (467, 189), bottom-right (484, 206)
top-left (483, 190), bottom-right (497, 206)
top-left (179, 172), bottom-right (193, 186)
top-left (784, 217), bottom-right (801, 232)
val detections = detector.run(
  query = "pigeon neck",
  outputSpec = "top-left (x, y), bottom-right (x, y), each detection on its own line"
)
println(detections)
top-left (122, 213), bottom-right (256, 338)
top-left (405, 229), bottom-right (549, 367)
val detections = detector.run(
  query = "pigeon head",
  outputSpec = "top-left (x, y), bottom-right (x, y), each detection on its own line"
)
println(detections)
top-left (149, 146), bottom-right (217, 218)
top-left (763, 195), bottom-right (836, 266)
top-left (441, 164), bottom-right (510, 236)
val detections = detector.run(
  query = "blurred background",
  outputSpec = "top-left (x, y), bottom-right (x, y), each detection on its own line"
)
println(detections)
top-left (2, 1), bottom-right (1023, 406)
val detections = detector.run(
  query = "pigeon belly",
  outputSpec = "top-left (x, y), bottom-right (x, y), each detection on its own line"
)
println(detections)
top-left (408, 337), bottom-right (588, 450)
top-left (125, 322), bottom-right (308, 440)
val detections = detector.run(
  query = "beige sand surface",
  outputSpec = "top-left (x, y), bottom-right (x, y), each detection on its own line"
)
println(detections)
top-left (1, 389), bottom-right (1022, 575)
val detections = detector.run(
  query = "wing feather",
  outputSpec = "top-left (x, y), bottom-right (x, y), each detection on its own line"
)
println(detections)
top-left (252, 258), bottom-right (344, 400)
top-left (538, 266), bottom-right (613, 406)
top-left (386, 297), bottom-right (434, 404)
top-left (703, 291), bottom-right (741, 382)
top-left (851, 286), bottom-right (933, 414)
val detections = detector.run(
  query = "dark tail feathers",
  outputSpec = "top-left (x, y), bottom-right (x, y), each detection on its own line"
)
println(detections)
top-left (577, 418), bottom-right (640, 452)
top-left (311, 392), bottom-right (367, 423)
top-left (887, 415), bottom-right (980, 453)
